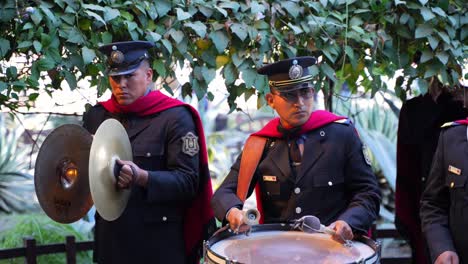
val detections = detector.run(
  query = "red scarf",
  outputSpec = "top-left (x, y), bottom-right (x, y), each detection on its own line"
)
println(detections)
top-left (251, 110), bottom-right (346, 223)
top-left (455, 118), bottom-right (468, 125)
top-left (100, 91), bottom-right (214, 258)
top-left (253, 110), bottom-right (346, 137)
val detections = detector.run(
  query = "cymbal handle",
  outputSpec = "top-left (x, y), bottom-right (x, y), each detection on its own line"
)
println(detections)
top-left (113, 162), bottom-right (123, 188)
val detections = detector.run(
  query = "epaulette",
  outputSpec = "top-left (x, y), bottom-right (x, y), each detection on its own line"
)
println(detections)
top-left (440, 121), bottom-right (461, 129)
top-left (334, 118), bottom-right (351, 125)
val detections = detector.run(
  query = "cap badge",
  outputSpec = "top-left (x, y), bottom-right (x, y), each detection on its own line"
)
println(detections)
top-left (110, 50), bottom-right (125, 65)
top-left (289, 59), bottom-right (303, 80)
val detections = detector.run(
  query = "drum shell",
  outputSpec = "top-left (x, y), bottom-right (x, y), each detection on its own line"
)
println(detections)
top-left (204, 223), bottom-right (381, 264)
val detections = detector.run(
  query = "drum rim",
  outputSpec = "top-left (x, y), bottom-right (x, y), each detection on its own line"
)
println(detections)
top-left (205, 223), bottom-right (380, 264)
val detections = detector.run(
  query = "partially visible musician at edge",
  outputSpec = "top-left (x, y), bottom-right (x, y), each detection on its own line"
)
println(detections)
top-left (83, 40), bottom-right (215, 264)
top-left (211, 56), bottom-right (381, 243)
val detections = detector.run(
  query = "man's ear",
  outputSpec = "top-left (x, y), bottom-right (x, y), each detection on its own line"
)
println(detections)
top-left (146, 68), bottom-right (153, 82)
top-left (265, 93), bottom-right (274, 108)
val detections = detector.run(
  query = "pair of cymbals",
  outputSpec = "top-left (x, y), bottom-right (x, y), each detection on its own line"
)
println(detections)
top-left (34, 119), bottom-right (132, 223)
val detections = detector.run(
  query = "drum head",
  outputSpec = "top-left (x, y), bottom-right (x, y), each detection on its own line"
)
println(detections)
top-left (206, 224), bottom-right (379, 264)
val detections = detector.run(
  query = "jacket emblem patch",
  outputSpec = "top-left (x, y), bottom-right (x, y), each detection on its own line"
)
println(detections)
top-left (362, 144), bottom-right (372, 166)
top-left (181, 132), bottom-right (199, 157)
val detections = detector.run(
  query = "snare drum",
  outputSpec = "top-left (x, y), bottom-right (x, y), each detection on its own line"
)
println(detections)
top-left (204, 224), bottom-right (380, 264)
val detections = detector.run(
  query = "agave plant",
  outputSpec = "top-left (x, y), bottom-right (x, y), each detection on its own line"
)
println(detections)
top-left (333, 93), bottom-right (399, 222)
top-left (0, 114), bottom-right (37, 213)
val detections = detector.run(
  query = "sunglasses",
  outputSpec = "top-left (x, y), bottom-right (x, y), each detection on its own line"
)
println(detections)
top-left (273, 87), bottom-right (314, 102)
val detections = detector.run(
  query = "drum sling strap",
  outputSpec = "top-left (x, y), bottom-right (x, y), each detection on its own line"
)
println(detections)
top-left (236, 135), bottom-right (267, 202)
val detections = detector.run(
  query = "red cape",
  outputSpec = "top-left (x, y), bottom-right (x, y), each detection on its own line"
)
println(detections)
top-left (251, 110), bottom-right (346, 223)
top-left (100, 91), bottom-right (214, 258)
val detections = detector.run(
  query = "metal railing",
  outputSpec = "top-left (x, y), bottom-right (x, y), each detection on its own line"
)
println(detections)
top-left (0, 236), bottom-right (93, 264)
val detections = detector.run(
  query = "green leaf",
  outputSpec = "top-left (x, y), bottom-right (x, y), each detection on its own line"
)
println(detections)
top-left (427, 35), bottom-right (439, 50)
top-left (435, 51), bottom-right (449, 64)
top-left (185, 21), bottom-right (207, 38)
top-left (155, 0), bottom-right (171, 16)
top-left (423, 64), bottom-right (439, 78)
top-left (415, 78), bottom-right (428, 94)
top-left (281, 2), bottom-right (300, 18)
top-left (287, 23), bottom-right (303, 35)
top-left (30, 8), bottom-right (43, 25)
top-left (241, 68), bottom-right (257, 88)
top-left (223, 63), bottom-right (237, 85)
top-left (104, 7), bottom-right (120, 21)
top-left (420, 50), bottom-right (433, 63)
top-left (102, 32), bottom-right (113, 44)
top-left (420, 7), bottom-right (435, 21)
top-left (437, 31), bottom-right (450, 44)
top-left (198, 6), bottom-right (213, 17)
top-left (153, 59), bottom-right (166, 77)
top-left (82, 47), bottom-right (96, 64)
top-left (176, 8), bottom-right (192, 21)
top-left (415, 24), bottom-right (433, 38)
top-left (22, 22), bottom-right (34, 30)
top-left (33, 40), bottom-right (42, 53)
top-left (209, 31), bottom-right (229, 53)
top-left (66, 28), bottom-right (85, 44)
top-left (431, 7), bottom-right (446, 17)
top-left (161, 39), bottom-right (172, 54)
top-left (214, 6), bottom-right (228, 17)
top-left (320, 63), bottom-right (337, 82)
top-left (39, 5), bottom-right (58, 25)
top-left (17, 41), bottom-right (32, 49)
top-left (170, 30), bottom-right (184, 44)
top-left (219, 2), bottom-right (240, 12)
top-left (85, 10), bottom-right (106, 25)
top-left (399, 13), bottom-right (410, 24)
top-left (345, 46), bottom-right (357, 69)
top-left (192, 79), bottom-right (206, 99)
top-left (202, 67), bottom-right (216, 84)
top-left (418, 0), bottom-right (428, 5)
top-left (231, 23), bottom-right (248, 41)
top-left (250, 1), bottom-right (265, 14)
top-left (82, 4), bottom-right (105, 11)
top-left (394, 0), bottom-right (406, 6)
top-left (6, 67), bottom-right (17, 79)
top-left (0, 82), bottom-right (7, 92)
top-left (37, 57), bottom-right (55, 71)
top-left (0, 38), bottom-right (10, 58)
top-left (147, 31), bottom-right (162, 42)
top-left (64, 71), bottom-right (77, 90)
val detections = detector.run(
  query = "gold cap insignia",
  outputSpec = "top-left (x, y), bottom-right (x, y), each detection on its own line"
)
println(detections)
top-left (288, 59), bottom-right (303, 80)
top-left (110, 50), bottom-right (125, 65)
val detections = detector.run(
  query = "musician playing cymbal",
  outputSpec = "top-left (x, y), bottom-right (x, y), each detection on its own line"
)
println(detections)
top-left (83, 40), bottom-right (215, 264)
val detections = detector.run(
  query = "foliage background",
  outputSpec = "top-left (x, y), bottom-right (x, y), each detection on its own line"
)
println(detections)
top-left (0, 0), bottom-right (466, 113)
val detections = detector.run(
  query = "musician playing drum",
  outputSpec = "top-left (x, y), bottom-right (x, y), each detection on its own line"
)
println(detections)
top-left (211, 56), bottom-right (381, 243)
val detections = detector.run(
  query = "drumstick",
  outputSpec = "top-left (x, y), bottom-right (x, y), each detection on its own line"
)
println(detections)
top-left (300, 215), bottom-right (353, 246)
top-left (242, 208), bottom-right (260, 225)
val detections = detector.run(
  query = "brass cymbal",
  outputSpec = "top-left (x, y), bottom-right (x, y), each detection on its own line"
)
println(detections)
top-left (34, 124), bottom-right (93, 223)
top-left (89, 118), bottom-right (132, 221)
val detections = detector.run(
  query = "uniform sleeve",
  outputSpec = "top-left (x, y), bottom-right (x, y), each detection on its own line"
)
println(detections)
top-left (337, 125), bottom-right (381, 234)
top-left (211, 153), bottom-right (258, 222)
top-left (145, 108), bottom-right (200, 203)
top-left (420, 131), bottom-right (456, 261)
